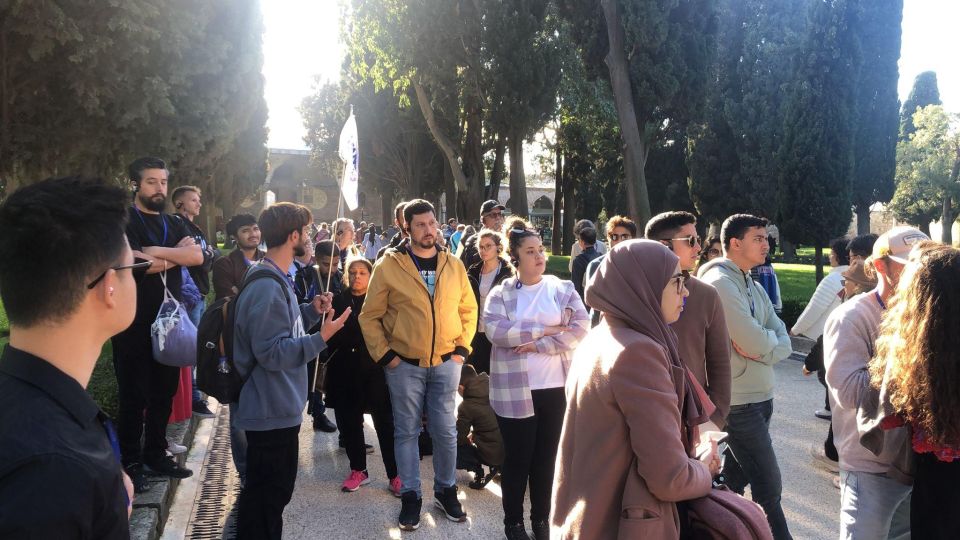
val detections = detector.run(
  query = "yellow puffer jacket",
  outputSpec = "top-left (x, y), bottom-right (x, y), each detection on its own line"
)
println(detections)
top-left (359, 241), bottom-right (477, 367)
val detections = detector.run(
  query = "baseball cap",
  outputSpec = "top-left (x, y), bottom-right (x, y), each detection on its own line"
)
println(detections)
top-left (871, 226), bottom-right (929, 264)
top-left (480, 200), bottom-right (505, 216)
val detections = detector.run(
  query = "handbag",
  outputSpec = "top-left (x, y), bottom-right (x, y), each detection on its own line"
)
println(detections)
top-left (151, 269), bottom-right (198, 367)
top-left (683, 486), bottom-right (773, 540)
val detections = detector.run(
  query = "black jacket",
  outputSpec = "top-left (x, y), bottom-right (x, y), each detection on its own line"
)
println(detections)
top-left (174, 213), bottom-right (217, 296)
top-left (466, 257), bottom-right (514, 310)
top-left (458, 233), bottom-right (483, 271)
top-left (376, 231), bottom-right (405, 261)
top-left (324, 290), bottom-right (388, 411)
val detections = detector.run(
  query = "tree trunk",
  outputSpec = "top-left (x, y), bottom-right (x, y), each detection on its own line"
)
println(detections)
top-left (461, 93), bottom-right (486, 222)
top-left (561, 151), bottom-right (576, 255)
top-left (552, 147), bottom-right (563, 255)
top-left (508, 130), bottom-right (529, 218)
top-left (413, 79), bottom-right (468, 193)
top-left (814, 244), bottom-right (824, 284)
top-left (600, 0), bottom-right (652, 227)
top-left (781, 239), bottom-right (797, 263)
top-left (443, 159), bottom-right (458, 221)
top-left (380, 185), bottom-right (394, 228)
top-left (489, 133), bottom-right (506, 200)
top-left (855, 204), bottom-right (871, 235)
top-left (942, 195), bottom-right (953, 246)
top-left (0, 27), bottom-right (10, 183)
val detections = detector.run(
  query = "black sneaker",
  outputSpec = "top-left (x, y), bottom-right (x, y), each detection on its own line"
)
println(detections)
top-left (313, 413), bottom-right (337, 433)
top-left (505, 522), bottom-right (531, 540)
top-left (530, 519), bottom-right (549, 540)
top-left (434, 485), bottom-right (467, 522)
top-left (124, 463), bottom-right (150, 494)
top-left (144, 456), bottom-right (193, 479)
top-left (192, 400), bottom-right (215, 418)
top-left (399, 491), bottom-right (422, 531)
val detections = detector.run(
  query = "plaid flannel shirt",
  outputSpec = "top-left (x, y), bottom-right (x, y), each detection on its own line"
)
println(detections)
top-left (483, 275), bottom-right (590, 418)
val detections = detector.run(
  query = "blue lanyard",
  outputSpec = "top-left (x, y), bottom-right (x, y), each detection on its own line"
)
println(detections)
top-left (875, 291), bottom-right (886, 310)
top-left (409, 252), bottom-right (433, 287)
top-left (98, 415), bottom-right (128, 507)
top-left (262, 257), bottom-right (296, 291)
top-left (133, 207), bottom-right (167, 246)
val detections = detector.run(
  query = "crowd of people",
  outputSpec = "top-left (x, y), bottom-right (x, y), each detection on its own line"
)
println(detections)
top-left (1, 160), bottom-right (959, 540)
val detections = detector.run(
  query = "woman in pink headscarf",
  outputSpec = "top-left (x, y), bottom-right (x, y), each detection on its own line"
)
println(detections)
top-left (551, 239), bottom-right (719, 539)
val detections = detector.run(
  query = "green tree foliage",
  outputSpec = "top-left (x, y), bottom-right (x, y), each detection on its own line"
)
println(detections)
top-left (0, 0), bottom-right (268, 223)
top-left (850, 0), bottom-right (903, 233)
top-left (889, 105), bottom-right (960, 243)
top-left (899, 71), bottom-right (942, 141)
top-left (777, 0), bottom-right (861, 280)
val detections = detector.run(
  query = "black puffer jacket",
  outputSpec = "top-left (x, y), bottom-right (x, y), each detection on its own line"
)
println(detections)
top-left (466, 257), bottom-right (514, 310)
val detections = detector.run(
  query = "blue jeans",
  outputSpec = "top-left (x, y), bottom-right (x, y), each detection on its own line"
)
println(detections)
top-left (187, 302), bottom-right (205, 403)
top-left (229, 402), bottom-right (247, 482)
top-left (721, 399), bottom-right (792, 540)
top-left (839, 469), bottom-right (911, 539)
top-left (383, 358), bottom-right (460, 498)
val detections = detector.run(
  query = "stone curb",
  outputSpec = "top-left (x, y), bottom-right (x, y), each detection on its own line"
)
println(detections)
top-left (129, 415), bottom-right (198, 540)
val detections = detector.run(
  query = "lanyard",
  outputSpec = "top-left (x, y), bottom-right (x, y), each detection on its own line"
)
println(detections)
top-left (133, 207), bottom-right (167, 246)
top-left (875, 291), bottom-right (886, 310)
top-left (262, 257), bottom-right (296, 291)
top-left (743, 272), bottom-right (756, 318)
top-left (98, 414), bottom-right (129, 508)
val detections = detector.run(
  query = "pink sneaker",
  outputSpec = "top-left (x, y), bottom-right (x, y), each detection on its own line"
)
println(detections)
top-left (390, 476), bottom-right (402, 498)
top-left (342, 470), bottom-right (370, 492)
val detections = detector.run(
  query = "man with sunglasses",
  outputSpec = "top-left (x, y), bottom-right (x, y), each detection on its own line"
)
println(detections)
top-left (645, 212), bottom-right (731, 432)
top-left (112, 157), bottom-right (204, 491)
top-left (456, 199), bottom-right (506, 270)
top-left (699, 214), bottom-right (793, 540)
top-left (0, 176), bottom-right (147, 537)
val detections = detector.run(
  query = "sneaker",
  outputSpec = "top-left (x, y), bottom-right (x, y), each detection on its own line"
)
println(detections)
top-left (434, 485), bottom-right (467, 522)
top-left (167, 439), bottom-right (187, 455)
top-left (313, 413), bottom-right (337, 433)
top-left (390, 476), bottom-right (403, 498)
top-left (505, 522), bottom-right (531, 540)
top-left (809, 443), bottom-right (839, 473)
top-left (815, 409), bottom-right (832, 420)
top-left (341, 470), bottom-right (370, 492)
top-left (365, 443), bottom-right (375, 454)
top-left (399, 491), bottom-right (422, 531)
top-left (144, 456), bottom-right (193, 479)
top-left (124, 463), bottom-right (150, 494)
top-left (192, 400), bottom-right (215, 419)
top-left (530, 519), bottom-right (549, 540)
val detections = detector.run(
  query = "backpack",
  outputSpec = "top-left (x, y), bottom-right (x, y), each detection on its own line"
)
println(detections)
top-left (195, 268), bottom-right (290, 404)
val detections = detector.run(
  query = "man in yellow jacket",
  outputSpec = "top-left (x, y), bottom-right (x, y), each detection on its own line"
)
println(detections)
top-left (359, 199), bottom-right (477, 532)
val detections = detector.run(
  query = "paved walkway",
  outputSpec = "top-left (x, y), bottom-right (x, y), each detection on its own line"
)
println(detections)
top-left (169, 354), bottom-right (841, 539)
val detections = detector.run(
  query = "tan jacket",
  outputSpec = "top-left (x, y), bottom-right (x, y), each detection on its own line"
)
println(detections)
top-left (551, 318), bottom-right (713, 539)
top-left (359, 241), bottom-right (477, 368)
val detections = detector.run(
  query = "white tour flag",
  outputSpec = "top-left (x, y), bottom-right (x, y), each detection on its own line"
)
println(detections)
top-left (338, 111), bottom-right (359, 211)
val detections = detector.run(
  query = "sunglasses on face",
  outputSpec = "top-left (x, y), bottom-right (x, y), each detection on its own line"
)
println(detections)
top-left (87, 259), bottom-right (152, 289)
top-left (668, 235), bottom-right (701, 248)
top-left (670, 270), bottom-right (691, 295)
top-left (608, 233), bottom-right (633, 242)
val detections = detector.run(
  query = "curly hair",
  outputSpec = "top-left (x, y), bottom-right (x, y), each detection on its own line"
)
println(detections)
top-left (870, 241), bottom-right (960, 447)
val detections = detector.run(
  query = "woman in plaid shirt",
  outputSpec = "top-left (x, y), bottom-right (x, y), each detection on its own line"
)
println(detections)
top-left (483, 218), bottom-right (590, 540)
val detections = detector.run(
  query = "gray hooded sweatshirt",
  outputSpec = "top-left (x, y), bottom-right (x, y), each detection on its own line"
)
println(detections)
top-left (232, 263), bottom-right (328, 432)
top-left (699, 257), bottom-right (792, 406)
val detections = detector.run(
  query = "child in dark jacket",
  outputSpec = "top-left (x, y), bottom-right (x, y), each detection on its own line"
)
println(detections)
top-left (456, 364), bottom-right (504, 489)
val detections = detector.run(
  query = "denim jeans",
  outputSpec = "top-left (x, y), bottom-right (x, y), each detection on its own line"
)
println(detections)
top-left (229, 402), bottom-right (248, 482)
top-left (839, 469), bottom-right (911, 540)
top-left (187, 302), bottom-right (205, 403)
top-left (383, 358), bottom-right (460, 498)
top-left (721, 399), bottom-right (792, 540)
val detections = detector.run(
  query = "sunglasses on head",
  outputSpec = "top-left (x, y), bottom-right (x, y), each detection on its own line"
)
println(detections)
top-left (670, 270), bottom-right (691, 294)
top-left (87, 259), bottom-right (152, 289)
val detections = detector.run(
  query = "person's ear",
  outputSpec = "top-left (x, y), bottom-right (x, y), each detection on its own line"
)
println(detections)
top-left (98, 269), bottom-right (119, 309)
top-left (131, 181), bottom-right (139, 193)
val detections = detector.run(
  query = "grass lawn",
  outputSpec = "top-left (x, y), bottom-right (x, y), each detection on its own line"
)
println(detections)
top-left (773, 263), bottom-right (817, 301)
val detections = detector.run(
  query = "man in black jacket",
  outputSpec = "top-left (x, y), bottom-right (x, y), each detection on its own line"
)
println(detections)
top-left (456, 200), bottom-right (505, 269)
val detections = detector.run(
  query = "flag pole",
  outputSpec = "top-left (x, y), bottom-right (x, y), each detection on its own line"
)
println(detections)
top-left (312, 105), bottom-right (354, 396)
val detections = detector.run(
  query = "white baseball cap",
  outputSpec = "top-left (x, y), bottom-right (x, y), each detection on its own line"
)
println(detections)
top-left (871, 226), bottom-right (929, 264)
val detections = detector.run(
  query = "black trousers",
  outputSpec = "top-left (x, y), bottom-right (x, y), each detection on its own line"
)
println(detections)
top-left (112, 327), bottom-right (181, 466)
top-left (236, 426), bottom-right (300, 540)
top-left (911, 451), bottom-right (960, 539)
top-left (468, 332), bottom-right (492, 375)
top-left (333, 383), bottom-right (397, 479)
top-left (496, 387), bottom-right (566, 525)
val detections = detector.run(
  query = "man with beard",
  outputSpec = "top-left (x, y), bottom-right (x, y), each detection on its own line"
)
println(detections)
top-left (360, 199), bottom-right (477, 531)
top-left (112, 157), bottom-right (204, 492)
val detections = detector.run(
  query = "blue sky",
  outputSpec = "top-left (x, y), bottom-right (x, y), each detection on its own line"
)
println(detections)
top-left (261, 0), bottom-right (959, 150)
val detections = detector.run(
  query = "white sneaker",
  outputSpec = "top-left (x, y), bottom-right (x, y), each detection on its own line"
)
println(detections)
top-left (167, 439), bottom-right (188, 455)
top-left (808, 443), bottom-right (839, 473)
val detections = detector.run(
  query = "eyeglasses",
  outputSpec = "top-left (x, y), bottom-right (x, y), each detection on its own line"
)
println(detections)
top-left (485, 211), bottom-right (504, 219)
top-left (705, 248), bottom-right (721, 257)
top-left (87, 259), bottom-right (152, 289)
top-left (670, 270), bottom-right (691, 295)
top-left (667, 235), bottom-right (701, 248)
top-left (608, 233), bottom-right (633, 241)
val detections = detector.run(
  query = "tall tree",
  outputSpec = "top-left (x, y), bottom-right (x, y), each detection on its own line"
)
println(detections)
top-left (899, 71), bottom-right (941, 141)
top-left (850, 0), bottom-right (903, 233)
top-left (889, 105), bottom-right (960, 243)
top-left (778, 0), bottom-right (862, 281)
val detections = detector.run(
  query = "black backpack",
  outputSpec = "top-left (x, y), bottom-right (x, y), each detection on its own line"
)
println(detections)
top-left (195, 268), bottom-right (290, 404)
